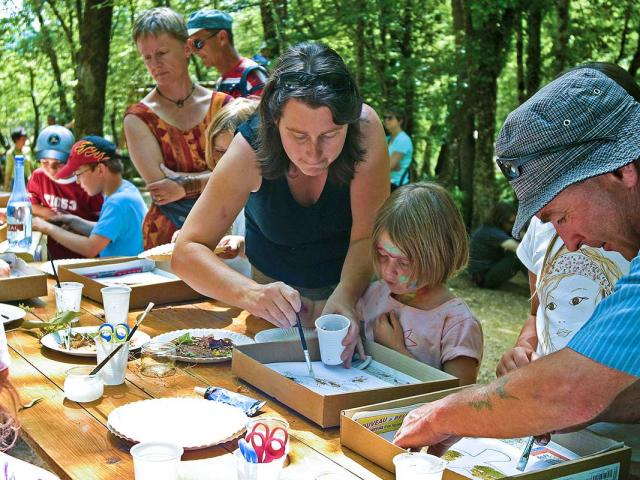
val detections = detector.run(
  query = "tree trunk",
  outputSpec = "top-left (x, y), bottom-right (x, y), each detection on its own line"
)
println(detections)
top-left (616, 0), bottom-right (633, 64)
top-left (259, 0), bottom-right (280, 58)
top-left (525, 1), bottom-right (543, 99)
top-left (34, 5), bottom-right (72, 123)
top-left (516, 12), bottom-right (525, 104)
top-left (629, 23), bottom-right (640, 78)
top-left (29, 69), bottom-right (41, 144)
top-left (73, 0), bottom-right (113, 137)
top-left (552, 0), bottom-right (570, 75)
top-left (400, 0), bottom-right (415, 136)
top-left (354, 5), bottom-right (366, 88)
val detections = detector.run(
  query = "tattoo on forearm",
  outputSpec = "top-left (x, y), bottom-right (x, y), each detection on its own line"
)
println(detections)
top-left (467, 377), bottom-right (518, 411)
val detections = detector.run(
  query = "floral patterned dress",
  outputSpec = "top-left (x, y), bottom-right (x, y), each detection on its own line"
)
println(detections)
top-left (125, 92), bottom-right (230, 248)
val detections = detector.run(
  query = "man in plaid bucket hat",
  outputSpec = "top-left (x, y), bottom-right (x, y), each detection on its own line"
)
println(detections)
top-left (393, 64), bottom-right (640, 473)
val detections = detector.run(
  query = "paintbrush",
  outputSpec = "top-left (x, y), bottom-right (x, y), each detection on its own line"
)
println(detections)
top-left (90, 302), bottom-right (154, 376)
top-left (295, 311), bottom-right (315, 378)
top-left (516, 436), bottom-right (536, 472)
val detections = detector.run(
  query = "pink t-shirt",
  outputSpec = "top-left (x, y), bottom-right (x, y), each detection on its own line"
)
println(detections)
top-left (358, 280), bottom-right (483, 369)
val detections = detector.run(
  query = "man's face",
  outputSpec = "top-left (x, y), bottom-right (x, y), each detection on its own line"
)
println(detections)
top-left (537, 173), bottom-right (640, 260)
top-left (188, 30), bottom-right (223, 69)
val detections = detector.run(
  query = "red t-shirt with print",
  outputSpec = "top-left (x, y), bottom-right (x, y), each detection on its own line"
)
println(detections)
top-left (27, 168), bottom-right (104, 259)
top-left (216, 57), bottom-right (268, 98)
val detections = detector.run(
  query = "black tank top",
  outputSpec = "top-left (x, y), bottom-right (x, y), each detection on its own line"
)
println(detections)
top-left (239, 114), bottom-right (352, 288)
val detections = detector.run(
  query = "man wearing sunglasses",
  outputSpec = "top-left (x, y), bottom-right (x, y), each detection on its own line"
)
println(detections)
top-left (187, 9), bottom-right (268, 99)
top-left (394, 63), bottom-right (640, 477)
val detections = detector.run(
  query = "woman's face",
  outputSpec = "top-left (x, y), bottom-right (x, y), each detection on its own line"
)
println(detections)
top-left (136, 32), bottom-right (190, 87)
top-left (277, 99), bottom-right (348, 177)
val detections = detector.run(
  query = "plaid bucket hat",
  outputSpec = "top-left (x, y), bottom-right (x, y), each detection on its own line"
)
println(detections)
top-left (496, 67), bottom-right (640, 238)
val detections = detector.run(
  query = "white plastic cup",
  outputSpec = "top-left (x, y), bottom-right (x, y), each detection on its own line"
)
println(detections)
top-left (95, 338), bottom-right (130, 385)
top-left (130, 442), bottom-right (183, 480)
top-left (101, 286), bottom-right (132, 325)
top-left (315, 314), bottom-right (350, 365)
top-left (54, 282), bottom-right (84, 313)
top-left (234, 449), bottom-right (285, 480)
top-left (64, 366), bottom-right (103, 403)
top-left (393, 452), bottom-right (447, 480)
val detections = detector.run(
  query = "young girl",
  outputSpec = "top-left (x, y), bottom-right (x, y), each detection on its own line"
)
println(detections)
top-left (359, 182), bottom-right (483, 385)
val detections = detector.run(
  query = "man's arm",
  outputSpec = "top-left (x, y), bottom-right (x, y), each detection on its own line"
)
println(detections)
top-left (394, 348), bottom-right (636, 450)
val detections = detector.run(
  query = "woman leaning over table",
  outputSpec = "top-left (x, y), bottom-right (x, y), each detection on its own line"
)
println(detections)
top-left (124, 7), bottom-right (231, 249)
top-left (173, 42), bottom-right (389, 366)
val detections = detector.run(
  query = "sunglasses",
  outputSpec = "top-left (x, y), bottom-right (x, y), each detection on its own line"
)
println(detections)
top-left (192, 31), bottom-right (220, 50)
top-left (496, 136), bottom-right (617, 180)
top-left (277, 71), bottom-right (354, 92)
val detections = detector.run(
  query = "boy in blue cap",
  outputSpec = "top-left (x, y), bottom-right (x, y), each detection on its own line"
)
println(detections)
top-left (187, 8), bottom-right (267, 98)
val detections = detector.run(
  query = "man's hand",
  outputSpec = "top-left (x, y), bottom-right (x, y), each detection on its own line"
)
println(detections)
top-left (393, 403), bottom-right (460, 456)
top-left (372, 311), bottom-right (407, 352)
top-left (496, 345), bottom-right (539, 377)
top-left (147, 178), bottom-right (185, 205)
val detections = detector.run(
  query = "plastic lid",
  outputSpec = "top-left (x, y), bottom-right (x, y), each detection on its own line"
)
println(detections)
top-left (194, 386), bottom-right (207, 396)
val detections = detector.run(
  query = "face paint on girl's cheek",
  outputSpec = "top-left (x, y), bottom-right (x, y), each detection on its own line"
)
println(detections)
top-left (398, 275), bottom-right (410, 284)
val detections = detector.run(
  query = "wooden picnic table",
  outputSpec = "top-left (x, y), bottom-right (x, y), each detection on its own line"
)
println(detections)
top-left (5, 276), bottom-right (393, 480)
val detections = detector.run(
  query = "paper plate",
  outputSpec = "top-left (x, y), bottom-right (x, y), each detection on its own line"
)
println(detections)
top-left (0, 303), bottom-right (25, 324)
top-left (40, 326), bottom-right (150, 357)
top-left (254, 327), bottom-right (318, 344)
top-left (150, 328), bottom-right (254, 363)
top-left (108, 397), bottom-right (247, 449)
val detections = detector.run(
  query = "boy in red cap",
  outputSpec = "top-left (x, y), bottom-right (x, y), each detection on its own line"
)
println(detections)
top-left (32, 136), bottom-right (147, 258)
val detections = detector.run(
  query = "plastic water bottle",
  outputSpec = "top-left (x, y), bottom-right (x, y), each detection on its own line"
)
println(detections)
top-left (7, 155), bottom-right (32, 251)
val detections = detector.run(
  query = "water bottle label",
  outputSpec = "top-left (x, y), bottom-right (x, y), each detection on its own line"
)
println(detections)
top-left (7, 224), bottom-right (24, 232)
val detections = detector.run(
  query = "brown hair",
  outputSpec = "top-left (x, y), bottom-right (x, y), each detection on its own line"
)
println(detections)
top-left (205, 98), bottom-right (259, 169)
top-left (372, 182), bottom-right (469, 288)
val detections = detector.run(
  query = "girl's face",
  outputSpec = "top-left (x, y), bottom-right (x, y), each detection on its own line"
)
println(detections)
top-left (278, 99), bottom-right (348, 177)
top-left (211, 130), bottom-right (234, 166)
top-left (137, 33), bottom-right (190, 87)
top-left (376, 232), bottom-right (418, 295)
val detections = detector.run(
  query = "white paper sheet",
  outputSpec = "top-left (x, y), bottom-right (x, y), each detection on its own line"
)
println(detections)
top-left (266, 361), bottom-right (415, 395)
top-left (97, 269), bottom-right (177, 286)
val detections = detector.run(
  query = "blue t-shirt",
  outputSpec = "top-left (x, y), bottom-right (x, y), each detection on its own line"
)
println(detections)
top-left (388, 131), bottom-right (413, 186)
top-left (92, 180), bottom-right (147, 257)
top-left (568, 252), bottom-right (640, 377)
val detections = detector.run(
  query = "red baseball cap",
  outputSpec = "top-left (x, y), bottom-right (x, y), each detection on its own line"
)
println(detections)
top-left (56, 136), bottom-right (116, 179)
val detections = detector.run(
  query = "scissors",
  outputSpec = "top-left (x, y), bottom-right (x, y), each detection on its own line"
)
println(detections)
top-left (245, 422), bottom-right (288, 463)
top-left (98, 323), bottom-right (130, 343)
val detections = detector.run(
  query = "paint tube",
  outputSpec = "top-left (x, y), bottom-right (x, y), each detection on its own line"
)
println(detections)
top-left (194, 386), bottom-right (266, 417)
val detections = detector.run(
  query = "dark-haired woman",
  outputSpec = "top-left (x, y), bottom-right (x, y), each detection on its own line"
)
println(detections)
top-left (173, 42), bottom-right (389, 365)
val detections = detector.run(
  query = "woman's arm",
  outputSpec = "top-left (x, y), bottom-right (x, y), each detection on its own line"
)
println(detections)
top-left (322, 104), bottom-right (390, 365)
top-left (390, 151), bottom-right (403, 171)
top-left (172, 134), bottom-right (301, 327)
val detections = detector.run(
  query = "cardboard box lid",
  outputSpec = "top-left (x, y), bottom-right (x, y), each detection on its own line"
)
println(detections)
top-left (58, 257), bottom-right (204, 309)
top-left (0, 256), bottom-right (48, 301)
top-left (340, 388), bottom-right (631, 479)
top-left (232, 339), bottom-right (459, 428)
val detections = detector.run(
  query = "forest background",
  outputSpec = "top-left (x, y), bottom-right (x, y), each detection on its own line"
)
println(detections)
top-left (0, 0), bottom-right (639, 228)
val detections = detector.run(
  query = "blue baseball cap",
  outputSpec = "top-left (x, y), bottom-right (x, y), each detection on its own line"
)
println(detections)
top-left (187, 9), bottom-right (232, 36)
top-left (35, 125), bottom-right (75, 163)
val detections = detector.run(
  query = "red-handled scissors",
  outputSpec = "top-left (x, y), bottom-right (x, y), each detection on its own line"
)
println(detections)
top-left (245, 422), bottom-right (288, 463)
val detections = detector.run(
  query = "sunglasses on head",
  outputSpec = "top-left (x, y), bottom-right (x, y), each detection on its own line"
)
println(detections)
top-left (496, 136), bottom-right (617, 180)
top-left (192, 30), bottom-right (220, 50)
top-left (277, 71), bottom-right (354, 92)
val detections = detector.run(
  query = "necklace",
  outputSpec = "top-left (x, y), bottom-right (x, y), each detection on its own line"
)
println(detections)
top-left (155, 83), bottom-right (196, 108)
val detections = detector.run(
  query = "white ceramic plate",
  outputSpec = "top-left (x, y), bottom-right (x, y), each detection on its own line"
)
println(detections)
top-left (40, 326), bottom-right (150, 357)
top-left (107, 397), bottom-right (247, 449)
top-left (150, 328), bottom-right (254, 364)
top-left (0, 303), bottom-right (26, 324)
top-left (254, 327), bottom-right (318, 344)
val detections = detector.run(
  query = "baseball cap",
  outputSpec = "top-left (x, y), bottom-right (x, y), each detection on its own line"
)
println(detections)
top-left (495, 67), bottom-right (640, 238)
top-left (56, 135), bottom-right (116, 179)
top-left (35, 125), bottom-right (75, 163)
top-left (187, 9), bottom-right (232, 36)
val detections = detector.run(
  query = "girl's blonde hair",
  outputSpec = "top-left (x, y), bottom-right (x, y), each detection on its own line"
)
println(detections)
top-left (205, 98), bottom-right (259, 169)
top-left (372, 182), bottom-right (469, 288)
